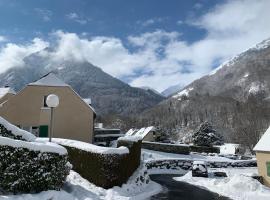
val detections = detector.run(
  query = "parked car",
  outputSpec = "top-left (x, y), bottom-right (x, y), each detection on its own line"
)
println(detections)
top-left (192, 161), bottom-right (208, 177)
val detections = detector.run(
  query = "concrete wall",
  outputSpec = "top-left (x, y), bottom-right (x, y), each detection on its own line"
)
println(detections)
top-left (143, 132), bottom-right (155, 142)
top-left (256, 152), bottom-right (270, 187)
top-left (0, 85), bottom-right (94, 143)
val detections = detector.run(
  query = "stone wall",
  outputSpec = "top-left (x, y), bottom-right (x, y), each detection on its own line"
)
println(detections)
top-left (142, 141), bottom-right (220, 154)
top-left (145, 159), bottom-right (257, 172)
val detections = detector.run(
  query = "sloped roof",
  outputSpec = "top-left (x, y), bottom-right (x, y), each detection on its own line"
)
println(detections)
top-left (125, 129), bottom-right (138, 136)
top-left (28, 73), bottom-right (96, 114)
top-left (254, 126), bottom-right (270, 152)
top-left (125, 126), bottom-right (155, 139)
top-left (29, 73), bottom-right (69, 87)
top-left (0, 87), bottom-right (16, 99)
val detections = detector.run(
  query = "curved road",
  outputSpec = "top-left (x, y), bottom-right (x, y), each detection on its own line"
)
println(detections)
top-left (150, 174), bottom-right (230, 200)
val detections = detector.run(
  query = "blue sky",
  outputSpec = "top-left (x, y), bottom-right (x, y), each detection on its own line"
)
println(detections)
top-left (0, 0), bottom-right (216, 42)
top-left (0, 0), bottom-right (270, 92)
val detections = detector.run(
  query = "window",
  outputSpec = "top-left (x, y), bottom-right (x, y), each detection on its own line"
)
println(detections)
top-left (43, 96), bottom-right (48, 107)
top-left (266, 162), bottom-right (270, 177)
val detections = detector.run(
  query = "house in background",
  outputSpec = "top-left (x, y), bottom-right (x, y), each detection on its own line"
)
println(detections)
top-left (254, 126), bottom-right (270, 187)
top-left (125, 126), bottom-right (160, 142)
top-left (0, 87), bottom-right (16, 104)
top-left (0, 73), bottom-right (96, 143)
top-left (94, 123), bottom-right (124, 146)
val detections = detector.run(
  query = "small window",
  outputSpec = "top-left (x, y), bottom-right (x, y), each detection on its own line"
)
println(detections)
top-left (266, 162), bottom-right (270, 177)
top-left (43, 96), bottom-right (48, 107)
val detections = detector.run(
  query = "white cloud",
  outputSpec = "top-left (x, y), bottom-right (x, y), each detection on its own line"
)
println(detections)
top-left (0, 36), bottom-right (7, 42)
top-left (0, 38), bottom-right (48, 73)
top-left (176, 20), bottom-right (184, 25)
top-left (66, 12), bottom-right (88, 25)
top-left (0, 0), bottom-right (270, 92)
top-left (34, 8), bottom-right (52, 22)
top-left (137, 17), bottom-right (166, 27)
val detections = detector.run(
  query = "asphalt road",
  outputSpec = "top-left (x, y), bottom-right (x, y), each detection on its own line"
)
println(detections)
top-left (149, 174), bottom-right (230, 200)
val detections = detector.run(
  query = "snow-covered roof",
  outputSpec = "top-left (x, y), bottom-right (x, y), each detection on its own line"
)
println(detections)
top-left (0, 87), bottom-right (16, 99)
top-left (29, 73), bottom-right (96, 114)
top-left (254, 126), bottom-right (270, 152)
top-left (83, 98), bottom-right (92, 105)
top-left (125, 126), bottom-right (156, 139)
top-left (118, 135), bottom-right (142, 142)
top-left (29, 73), bottom-right (69, 87)
top-left (125, 129), bottom-right (138, 136)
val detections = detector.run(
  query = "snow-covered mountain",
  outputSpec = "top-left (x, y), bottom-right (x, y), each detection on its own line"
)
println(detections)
top-left (139, 38), bottom-right (270, 143)
top-left (173, 38), bottom-right (270, 102)
top-left (0, 50), bottom-right (165, 117)
top-left (161, 83), bottom-right (185, 97)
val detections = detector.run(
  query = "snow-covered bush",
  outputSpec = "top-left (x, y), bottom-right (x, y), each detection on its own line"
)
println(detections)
top-left (48, 137), bottom-right (141, 189)
top-left (192, 122), bottom-right (223, 147)
top-left (0, 117), bottom-right (70, 194)
top-left (0, 117), bottom-right (35, 141)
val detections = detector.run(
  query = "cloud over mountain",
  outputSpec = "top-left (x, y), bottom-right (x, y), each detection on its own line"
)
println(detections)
top-left (0, 0), bottom-right (269, 91)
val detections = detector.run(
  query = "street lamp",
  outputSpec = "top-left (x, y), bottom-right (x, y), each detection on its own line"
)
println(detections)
top-left (46, 94), bottom-right (59, 142)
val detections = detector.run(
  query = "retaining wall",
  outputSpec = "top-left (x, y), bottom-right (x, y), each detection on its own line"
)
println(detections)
top-left (145, 159), bottom-right (257, 172)
top-left (142, 141), bottom-right (219, 154)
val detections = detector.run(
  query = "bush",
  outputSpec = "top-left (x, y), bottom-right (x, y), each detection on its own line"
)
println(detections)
top-left (0, 117), bottom-right (71, 194)
top-left (0, 145), bottom-right (70, 194)
top-left (192, 122), bottom-right (223, 146)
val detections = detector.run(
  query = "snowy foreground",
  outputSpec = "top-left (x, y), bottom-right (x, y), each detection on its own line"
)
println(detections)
top-left (0, 170), bottom-right (161, 200)
top-left (174, 168), bottom-right (270, 200)
top-left (1, 148), bottom-right (269, 200)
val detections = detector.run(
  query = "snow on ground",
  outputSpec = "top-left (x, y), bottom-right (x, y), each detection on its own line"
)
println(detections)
top-left (142, 148), bottom-right (233, 163)
top-left (173, 167), bottom-right (270, 200)
top-left (0, 170), bottom-right (162, 200)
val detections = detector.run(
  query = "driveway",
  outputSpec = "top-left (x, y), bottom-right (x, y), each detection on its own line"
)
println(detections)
top-left (150, 174), bottom-right (230, 200)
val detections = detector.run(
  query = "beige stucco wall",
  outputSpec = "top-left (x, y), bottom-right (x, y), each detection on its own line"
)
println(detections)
top-left (0, 93), bottom-right (15, 104)
top-left (256, 151), bottom-right (270, 187)
top-left (0, 85), bottom-right (94, 143)
top-left (143, 132), bottom-right (155, 142)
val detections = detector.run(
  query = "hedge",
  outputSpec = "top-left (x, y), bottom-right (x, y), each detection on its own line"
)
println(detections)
top-left (0, 117), bottom-right (71, 194)
top-left (61, 138), bottom-right (142, 189)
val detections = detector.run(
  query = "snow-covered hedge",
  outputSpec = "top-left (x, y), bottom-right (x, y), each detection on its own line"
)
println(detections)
top-left (0, 117), bottom-right (35, 141)
top-left (48, 138), bottom-right (142, 189)
top-left (0, 117), bottom-right (70, 194)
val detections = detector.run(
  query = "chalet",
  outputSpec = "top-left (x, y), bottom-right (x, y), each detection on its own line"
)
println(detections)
top-left (0, 73), bottom-right (96, 143)
top-left (254, 126), bottom-right (270, 187)
top-left (125, 126), bottom-right (160, 142)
